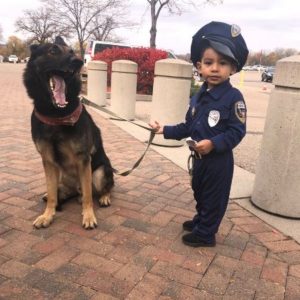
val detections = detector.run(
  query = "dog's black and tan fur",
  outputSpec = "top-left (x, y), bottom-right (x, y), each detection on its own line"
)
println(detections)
top-left (23, 37), bottom-right (114, 229)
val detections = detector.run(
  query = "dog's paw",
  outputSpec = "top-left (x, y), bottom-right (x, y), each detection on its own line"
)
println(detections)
top-left (82, 210), bottom-right (97, 229)
top-left (33, 214), bottom-right (53, 228)
top-left (99, 194), bottom-right (111, 207)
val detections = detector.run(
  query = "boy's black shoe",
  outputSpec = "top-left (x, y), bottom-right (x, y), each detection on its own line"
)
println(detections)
top-left (182, 232), bottom-right (216, 247)
top-left (182, 220), bottom-right (194, 232)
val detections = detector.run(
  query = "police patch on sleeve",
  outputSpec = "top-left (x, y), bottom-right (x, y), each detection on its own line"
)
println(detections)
top-left (235, 101), bottom-right (246, 123)
top-left (208, 110), bottom-right (220, 127)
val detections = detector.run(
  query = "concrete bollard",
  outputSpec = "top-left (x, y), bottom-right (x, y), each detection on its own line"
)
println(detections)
top-left (252, 55), bottom-right (300, 218)
top-left (150, 58), bottom-right (193, 146)
top-left (87, 61), bottom-right (107, 106)
top-left (111, 60), bottom-right (138, 120)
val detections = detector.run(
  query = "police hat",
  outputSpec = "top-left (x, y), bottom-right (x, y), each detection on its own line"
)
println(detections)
top-left (190, 21), bottom-right (249, 71)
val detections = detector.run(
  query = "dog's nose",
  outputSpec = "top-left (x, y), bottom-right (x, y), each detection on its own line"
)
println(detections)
top-left (70, 57), bottom-right (83, 69)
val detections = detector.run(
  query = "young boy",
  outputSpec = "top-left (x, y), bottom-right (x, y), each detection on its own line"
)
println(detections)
top-left (150, 21), bottom-right (249, 247)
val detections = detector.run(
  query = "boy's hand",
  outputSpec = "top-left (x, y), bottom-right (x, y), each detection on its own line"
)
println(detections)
top-left (149, 121), bottom-right (164, 134)
top-left (194, 139), bottom-right (214, 155)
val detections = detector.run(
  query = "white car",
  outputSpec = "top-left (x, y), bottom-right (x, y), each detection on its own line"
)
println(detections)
top-left (8, 55), bottom-right (19, 63)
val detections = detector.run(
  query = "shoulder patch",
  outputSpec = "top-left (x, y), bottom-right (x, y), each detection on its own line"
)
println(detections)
top-left (235, 101), bottom-right (246, 123)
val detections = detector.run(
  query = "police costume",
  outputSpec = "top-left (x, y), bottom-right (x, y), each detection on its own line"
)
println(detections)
top-left (163, 21), bottom-right (249, 246)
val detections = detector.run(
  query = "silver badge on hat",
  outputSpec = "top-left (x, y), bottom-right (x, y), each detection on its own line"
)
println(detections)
top-left (231, 24), bottom-right (241, 37)
top-left (208, 110), bottom-right (220, 127)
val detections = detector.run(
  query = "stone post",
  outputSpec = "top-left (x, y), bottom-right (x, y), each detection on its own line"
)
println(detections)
top-left (111, 60), bottom-right (138, 120)
top-left (150, 58), bottom-right (193, 146)
top-left (252, 55), bottom-right (300, 218)
top-left (87, 61), bottom-right (107, 106)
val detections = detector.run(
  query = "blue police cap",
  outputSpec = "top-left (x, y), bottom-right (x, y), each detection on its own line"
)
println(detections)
top-left (190, 21), bottom-right (249, 72)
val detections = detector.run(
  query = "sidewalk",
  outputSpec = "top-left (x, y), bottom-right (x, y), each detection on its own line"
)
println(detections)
top-left (0, 64), bottom-right (300, 299)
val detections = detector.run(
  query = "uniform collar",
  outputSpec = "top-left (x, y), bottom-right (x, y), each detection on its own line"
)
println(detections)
top-left (198, 79), bottom-right (232, 101)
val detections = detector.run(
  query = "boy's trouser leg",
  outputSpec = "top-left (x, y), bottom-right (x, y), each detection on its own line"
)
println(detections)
top-left (191, 154), bottom-right (233, 240)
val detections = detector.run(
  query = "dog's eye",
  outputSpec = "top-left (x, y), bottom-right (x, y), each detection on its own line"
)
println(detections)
top-left (49, 45), bottom-right (60, 55)
top-left (69, 49), bottom-right (74, 55)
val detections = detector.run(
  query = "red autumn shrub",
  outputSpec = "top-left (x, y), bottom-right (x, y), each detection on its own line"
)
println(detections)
top-left (93, 47), bottom-right (168, 94)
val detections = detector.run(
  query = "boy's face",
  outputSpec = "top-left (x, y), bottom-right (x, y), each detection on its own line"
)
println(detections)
top-left (196, 47), bottom-right (237, 89)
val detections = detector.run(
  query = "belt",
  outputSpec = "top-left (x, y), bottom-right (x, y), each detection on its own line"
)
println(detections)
top-left (187, 150), bottom-right (202, 178)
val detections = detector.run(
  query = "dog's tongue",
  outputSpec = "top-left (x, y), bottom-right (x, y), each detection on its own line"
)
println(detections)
top-left (52, 75), bottom-right (67, 106)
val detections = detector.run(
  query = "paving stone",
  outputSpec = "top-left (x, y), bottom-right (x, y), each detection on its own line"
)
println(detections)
top-left (285, 276), bottom-right (300, 299)
top-left (198, 262), bottom-right (234, 295)
top-left (162, 281), bottom-right (222, 300)
top-left (260, 257), bottom-right (288, 286)
top-left (151, 260), bottom-right (202, 287)
top-left (76, 269), bottom-right (135, 298)
top-left (0, 64), bottom-right (300, 298)
top-left (72, 252), bottom-right (123, 274)
top-left (126, 273), bottom-right (169, 300)
top-left (0, 259), bottom-right (32, 279)
top-left (35, 246), bottom-right (79, 272)
top-left (264, 240), bottom-right (300, 253)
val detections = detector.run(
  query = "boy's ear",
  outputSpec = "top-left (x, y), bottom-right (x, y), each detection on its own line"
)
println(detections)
top-left (230, 65), bottom-right (237, 75)
top-left (196, 61), bottom-right (202, 71)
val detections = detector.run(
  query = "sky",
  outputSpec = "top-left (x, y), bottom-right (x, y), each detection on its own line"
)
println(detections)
top-left (1, 0), bottom-right (300, 54)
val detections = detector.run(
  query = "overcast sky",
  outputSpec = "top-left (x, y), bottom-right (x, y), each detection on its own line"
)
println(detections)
top-left (1, 0), bottom-right (299, 54)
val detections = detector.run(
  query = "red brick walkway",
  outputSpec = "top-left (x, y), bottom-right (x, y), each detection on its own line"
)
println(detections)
top-left (0, 64), bottom-right (300, 299)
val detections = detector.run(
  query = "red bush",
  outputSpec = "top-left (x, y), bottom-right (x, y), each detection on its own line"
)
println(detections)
top-left (93, 47), bottom-right (168, 94)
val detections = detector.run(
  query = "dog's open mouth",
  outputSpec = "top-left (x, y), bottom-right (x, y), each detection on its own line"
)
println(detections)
top-left (49, 75), bottom-right (68, 108)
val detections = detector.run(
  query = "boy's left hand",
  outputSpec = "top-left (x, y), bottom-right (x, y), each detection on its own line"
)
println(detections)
top-left (194, 139), bottom-right (214, 155)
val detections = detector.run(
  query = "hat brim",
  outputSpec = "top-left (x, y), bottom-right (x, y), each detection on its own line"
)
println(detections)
top-left (206, 39), bottom-right (238, 64)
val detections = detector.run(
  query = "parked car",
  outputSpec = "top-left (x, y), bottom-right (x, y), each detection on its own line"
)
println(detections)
top-left (8, 55), bottom-right (19, 63)
top-left (242, 65), bottom-right (252, 71)
top-left (261, 66), bottom-right (275, 82)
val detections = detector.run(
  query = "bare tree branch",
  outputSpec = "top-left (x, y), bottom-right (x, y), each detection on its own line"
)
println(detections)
top-left (40, 0), bottom-right (133, 58)
top-left (15, 7), bottom-right (69, 43)
top-left (147, 0), bottom-right (223, 48)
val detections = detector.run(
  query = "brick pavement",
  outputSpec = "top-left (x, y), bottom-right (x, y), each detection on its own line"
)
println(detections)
top-left (0, 63), bottom-right (300, 299)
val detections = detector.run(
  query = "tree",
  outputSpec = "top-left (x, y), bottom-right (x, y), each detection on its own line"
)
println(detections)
top-left (41, 0), bottom-right (132, 58)
top-left (6, 36), bottom-right (28, 58)
top-left (90, 8), bottom-right (136, 42)
top-left (247, 48), bottom-right (299, 66)
top-left (15, 7), bottom-right (69, 44)
top-left (0, 24), bottom-right (3, 42)
top-left (146, 0), bottom-right (223, 48)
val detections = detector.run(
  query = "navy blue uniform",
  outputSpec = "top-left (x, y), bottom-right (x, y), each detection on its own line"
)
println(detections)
top-left (163, 79), bottom-right (246, 241)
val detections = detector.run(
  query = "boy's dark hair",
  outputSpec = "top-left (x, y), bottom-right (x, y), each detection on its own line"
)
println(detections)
top-left (199, 44), bottom-right (238, 68)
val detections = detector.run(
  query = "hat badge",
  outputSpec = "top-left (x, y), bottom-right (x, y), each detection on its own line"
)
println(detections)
top-left (231, 24), bottom-right (241, 37)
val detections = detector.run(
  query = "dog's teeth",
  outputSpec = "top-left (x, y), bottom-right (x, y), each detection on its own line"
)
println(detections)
top-left (50, 79), bottom-right (54, 91)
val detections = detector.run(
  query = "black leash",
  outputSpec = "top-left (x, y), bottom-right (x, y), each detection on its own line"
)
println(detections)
top-left (81, 97), bottom-right (156, 176)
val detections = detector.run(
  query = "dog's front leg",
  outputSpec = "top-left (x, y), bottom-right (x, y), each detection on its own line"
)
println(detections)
top-left (33, 160), bottom-right (59, 228)
top-left (78, 159), bottom-right (97, 229)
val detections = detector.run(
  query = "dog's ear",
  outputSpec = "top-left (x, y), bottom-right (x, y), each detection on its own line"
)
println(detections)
top-left (54, 36), bottom-right (67, 46)
top-left (30, 44), bottom-right (39, 53)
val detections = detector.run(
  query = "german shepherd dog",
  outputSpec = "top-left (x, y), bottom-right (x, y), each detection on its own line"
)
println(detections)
top-left (23, 37), bottom-right (114, 229)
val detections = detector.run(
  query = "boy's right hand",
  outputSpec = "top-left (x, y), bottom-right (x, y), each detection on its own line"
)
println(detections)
top-left (149, 121), bottom-right (163, 134)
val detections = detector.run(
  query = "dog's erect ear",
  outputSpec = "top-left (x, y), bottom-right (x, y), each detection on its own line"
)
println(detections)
top-left (30, 44), bottom-right (39, 53)
top-left (54, 36), bottom-right (67, 46)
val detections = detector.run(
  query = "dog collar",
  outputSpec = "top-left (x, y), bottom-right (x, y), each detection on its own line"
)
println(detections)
top-left (34, 102), bottom-right (83, 126)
